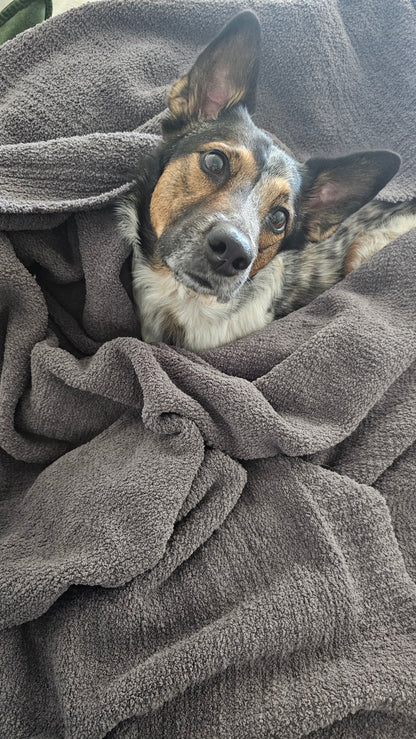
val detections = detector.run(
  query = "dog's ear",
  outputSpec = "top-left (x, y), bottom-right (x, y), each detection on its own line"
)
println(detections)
top-left (168, 11), bottom-right (260, 124)
top-left (299, 151), bottom-right (400, 242)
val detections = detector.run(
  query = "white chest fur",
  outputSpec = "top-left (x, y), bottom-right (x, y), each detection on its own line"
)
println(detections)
top-left (131, 250), bottom-right (283, 350)
top-left (117, 194), bottom-right (282, 350)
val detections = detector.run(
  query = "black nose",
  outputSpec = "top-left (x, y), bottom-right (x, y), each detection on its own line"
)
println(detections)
top-left (206, 225), bottom-right (254, 276)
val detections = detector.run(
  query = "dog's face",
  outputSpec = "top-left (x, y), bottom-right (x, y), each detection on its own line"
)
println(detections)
top-left (150, 108), bottom-right (301, 303)
top-left (142, 12), bottom-right (399, 304)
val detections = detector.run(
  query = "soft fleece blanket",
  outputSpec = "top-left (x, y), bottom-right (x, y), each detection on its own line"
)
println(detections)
top-left (0, 1), bottom-right (416, 737)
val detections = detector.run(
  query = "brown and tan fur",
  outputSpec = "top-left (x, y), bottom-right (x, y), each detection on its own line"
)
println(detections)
top-left (117, 12), bottom-right (416, 351)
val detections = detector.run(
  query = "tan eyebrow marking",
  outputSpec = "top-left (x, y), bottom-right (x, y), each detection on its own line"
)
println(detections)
top-left (258, 177), bottom-right (292, 220)
top-left (150, 142), bottom-right (258, 237)
top-left (198, 141), bottom-right (258, 180)
top-left (249, 177), bottom-right (294, 276)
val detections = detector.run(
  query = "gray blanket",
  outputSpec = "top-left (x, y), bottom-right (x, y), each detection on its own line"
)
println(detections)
top-left (1, 1), bottom-right (416, 737)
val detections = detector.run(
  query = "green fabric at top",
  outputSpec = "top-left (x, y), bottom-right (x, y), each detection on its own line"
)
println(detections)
top-left (0, 0), bottom-right (52, 45)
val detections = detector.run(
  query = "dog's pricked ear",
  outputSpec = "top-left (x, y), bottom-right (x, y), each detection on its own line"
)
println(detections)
top-left (300, 151), bottom-right (400, 242)
top-left (168, 11), bottom-right (260, 124)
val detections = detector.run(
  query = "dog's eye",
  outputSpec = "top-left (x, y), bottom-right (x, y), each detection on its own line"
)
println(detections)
top-left (201, 150), bottom-right (228, 176)
top-left (268, 208), bottom-right (288, 234)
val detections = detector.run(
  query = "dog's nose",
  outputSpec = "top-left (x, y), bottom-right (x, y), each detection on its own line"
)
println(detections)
top-left (206, 225), bottom-right (254, 276)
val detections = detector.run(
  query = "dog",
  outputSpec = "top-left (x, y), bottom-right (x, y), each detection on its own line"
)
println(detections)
top-left (117, 11), bottom-right (416, 351)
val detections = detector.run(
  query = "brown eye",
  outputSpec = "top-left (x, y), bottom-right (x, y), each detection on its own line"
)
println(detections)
top-left (268, 208), bottom-right (288, 234)
top-left (201, 150), bottom-right (229, 176)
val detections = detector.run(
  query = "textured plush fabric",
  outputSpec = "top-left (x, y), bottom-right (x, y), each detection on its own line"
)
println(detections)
top-left (0, 1), bottom-right (415, 737)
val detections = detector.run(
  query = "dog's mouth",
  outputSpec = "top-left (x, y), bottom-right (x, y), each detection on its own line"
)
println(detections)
top-left (179, 269), bottom-right (247, 304)
top-left (162, 249), bottom-right (250, 303)
top-left (167, 263), bottom-right (246, 304)
top-left (185, 272), bottom-right (213, 290)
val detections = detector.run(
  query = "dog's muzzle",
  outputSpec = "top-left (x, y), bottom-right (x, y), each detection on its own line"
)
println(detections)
top-left (205, 224), bottom-right (254, 276)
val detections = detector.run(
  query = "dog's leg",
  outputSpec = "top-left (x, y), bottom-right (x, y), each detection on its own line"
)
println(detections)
top-left (275, 198), bottom-right (416, 317)
top-left (344, 198), bottom-right (416, 273)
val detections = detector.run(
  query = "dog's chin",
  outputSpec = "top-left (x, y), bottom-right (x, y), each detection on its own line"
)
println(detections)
top-left (166, 261), bottom-right (247, 303)
top-left (172, 268), bottom-right (247, 304)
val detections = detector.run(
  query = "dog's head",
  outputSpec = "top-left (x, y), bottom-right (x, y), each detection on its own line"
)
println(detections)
top-left (141, 12), bottom-right (399, 303)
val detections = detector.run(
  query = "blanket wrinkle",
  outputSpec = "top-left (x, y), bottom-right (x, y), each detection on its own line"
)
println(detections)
top-left (0, 132), bottom-right (159, 212)
top-left (0, 0), bottom-right (416, 737)
top-left (307, 363), bottom-right (416, 486)
top-left (1, 417), bottom-right (250, 630)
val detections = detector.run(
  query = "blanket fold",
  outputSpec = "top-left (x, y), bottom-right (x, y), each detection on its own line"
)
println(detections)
top-left (0, 132), bottom-right (161, 212)
top-left (0, 0), bottom-right (415, 737)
